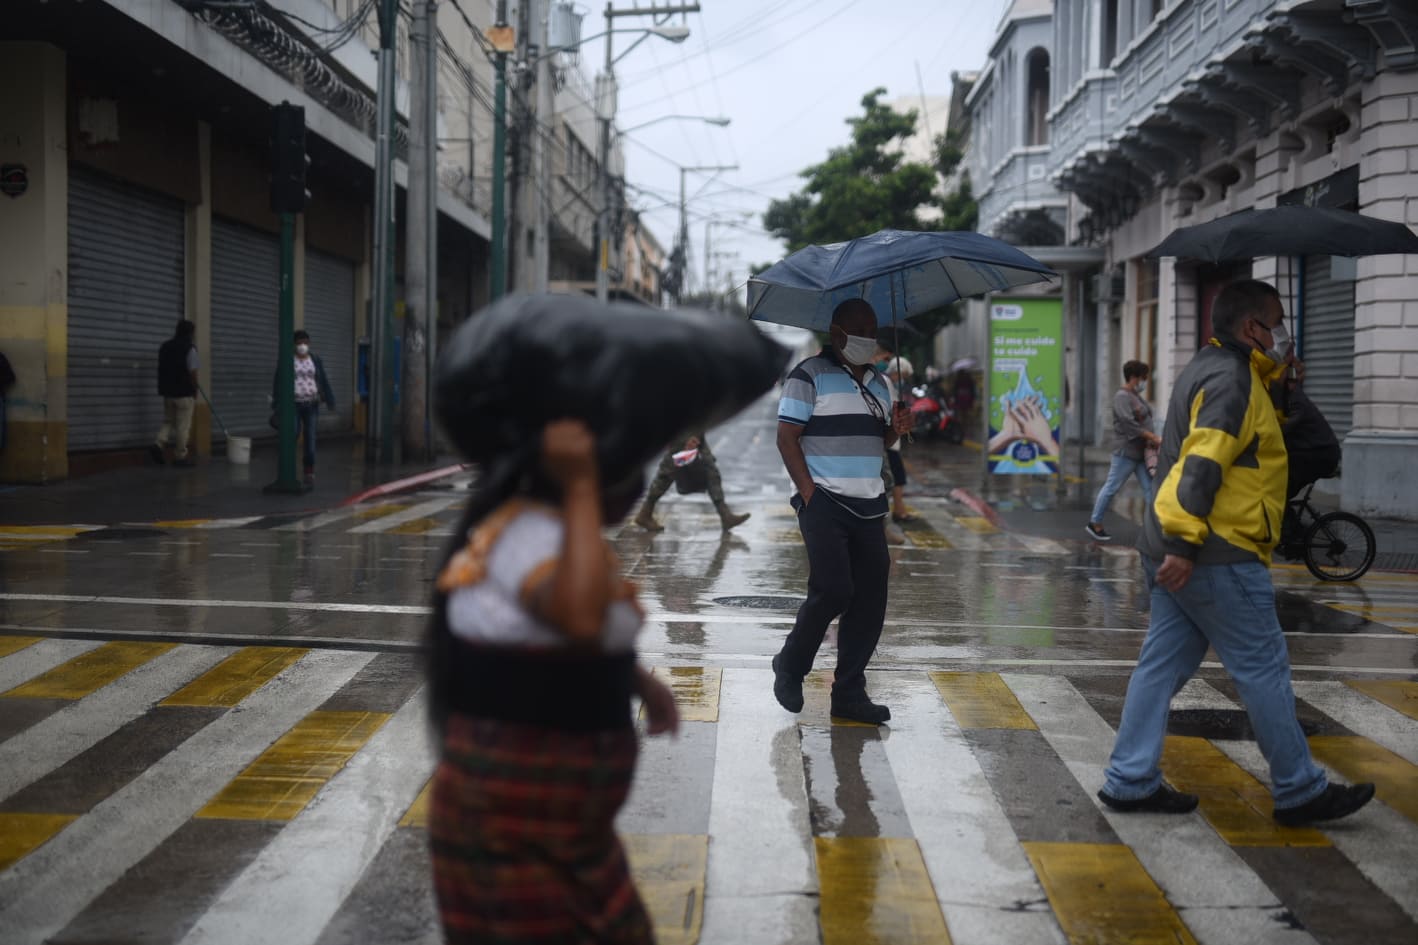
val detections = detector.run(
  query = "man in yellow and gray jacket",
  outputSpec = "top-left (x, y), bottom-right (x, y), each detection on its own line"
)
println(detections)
top-left (1099, 280), bottom-right (1373, 827)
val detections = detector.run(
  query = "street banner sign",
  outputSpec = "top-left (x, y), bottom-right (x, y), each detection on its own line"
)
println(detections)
top-left (987, 297), bottom-right (1063, 475)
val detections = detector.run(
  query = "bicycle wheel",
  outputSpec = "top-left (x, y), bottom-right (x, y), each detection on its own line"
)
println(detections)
top-left (1302, 511), bottom-right (1376, 581)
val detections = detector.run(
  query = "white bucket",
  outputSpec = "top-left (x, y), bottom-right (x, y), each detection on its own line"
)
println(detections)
top-left (227, 435), bottom-right (252, 465)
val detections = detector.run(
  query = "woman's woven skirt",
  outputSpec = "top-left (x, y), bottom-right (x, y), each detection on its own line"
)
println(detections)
top-left (431, 714), bottom-right (654, 944)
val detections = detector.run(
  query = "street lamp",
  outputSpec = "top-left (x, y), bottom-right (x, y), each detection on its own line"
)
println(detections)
top-left (594, 5), bottom-right (700, 302)
top-left (618, 114), bottom-right (730, 135)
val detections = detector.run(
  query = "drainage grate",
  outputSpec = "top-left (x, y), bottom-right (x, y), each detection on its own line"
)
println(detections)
top-left (713, 595), bottom-right (804, 610)
top-left (1373, 552), bottom-right (1418, 573)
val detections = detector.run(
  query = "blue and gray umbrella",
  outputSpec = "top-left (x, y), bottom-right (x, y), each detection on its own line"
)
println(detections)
top-left (746, 228), bottom-right (1056, 332)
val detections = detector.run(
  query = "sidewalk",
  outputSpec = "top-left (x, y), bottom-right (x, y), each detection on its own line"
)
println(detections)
top-left (0, 436), bottom-right (467, 527)
top-left (945, 440), bottom-right (1418, 570)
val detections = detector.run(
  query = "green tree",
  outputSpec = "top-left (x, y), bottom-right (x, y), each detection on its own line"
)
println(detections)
top-left (764, 89), bottom-right (940, 252)
top-left (933, 122), bottom-right (978, 232)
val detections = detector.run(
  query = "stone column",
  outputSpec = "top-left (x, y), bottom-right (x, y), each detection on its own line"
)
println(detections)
top-left (1346, 69), bottom-right (1418, 519)
top-left (0, 43), bottom-right (68, 483)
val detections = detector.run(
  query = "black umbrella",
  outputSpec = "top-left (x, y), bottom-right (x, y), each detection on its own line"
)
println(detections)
top-left (1147, 206), bottom-right (1418, 262)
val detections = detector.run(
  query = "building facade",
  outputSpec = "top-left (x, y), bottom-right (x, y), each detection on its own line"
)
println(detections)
top-left (1, 0), bottom-right (663, 484)
top-left (961, 0), bottom-right (1418, 519)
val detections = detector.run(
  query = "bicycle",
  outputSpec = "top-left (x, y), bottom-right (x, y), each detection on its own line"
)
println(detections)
top-left (1274, 480), bottom-right (1376, 582)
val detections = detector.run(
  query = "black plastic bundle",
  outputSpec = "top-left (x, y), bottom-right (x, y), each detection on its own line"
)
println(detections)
top-left (434, 293), bottom-right (789, 483)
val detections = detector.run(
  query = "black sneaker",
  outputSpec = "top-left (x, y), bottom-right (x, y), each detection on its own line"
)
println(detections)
top-left (1097, 784), bottom-right (1199, 814)
top-left (830, 697), bottom-right (891, 725)
top-left (148, 444), bottom-right (166, 465)
top-left (1085, 522), bottom-right (1111, 541)
top-left (771, 654), bottom-right (803, 713)
top-left (1274, 782), bottom-right (1375, 826)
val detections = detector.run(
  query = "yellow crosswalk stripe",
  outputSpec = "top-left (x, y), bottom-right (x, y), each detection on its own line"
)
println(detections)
top-left (816, 837), bottom-right (952, 945)
top-left (0, 813), bottom-right (78, 870)
top-left (623, 835), bottom-right (708, 945)
top-left (2, 642), bottom-right (176, 700)
top-left (353, 503), bottom-right (409, 522)
top-left (1024, 841), bottom-right (1196, 945)
top-left (399, 780), bottom-right (432, 829)
top-left (1307, 736), bottom-right (1418, 825)
top-left (389, 518), bottom-right (440, 535)
top-left (196, 711), bottom-right (391, 821)
top-left (1160, 736), bottom-right (1328, 847)
top-left (0, 635), bottom-right (41, 659)
top-left (931, 671), bottom-right (1038, 730)
top-left (643, 666), bottom-right (721, 723)
top-left (161, 647), bottom-right (309, 707)
top-left (956, 516), bottom-right (998, 534)
top-left (1345, 679), bottom-right (1418, 722)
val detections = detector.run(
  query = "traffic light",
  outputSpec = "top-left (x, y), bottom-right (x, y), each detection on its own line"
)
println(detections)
top-left (270, 102), bottom-right (310, 214)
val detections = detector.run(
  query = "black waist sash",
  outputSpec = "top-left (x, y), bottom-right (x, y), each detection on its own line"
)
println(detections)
top-left (444, 638), bottom-right (636, 731)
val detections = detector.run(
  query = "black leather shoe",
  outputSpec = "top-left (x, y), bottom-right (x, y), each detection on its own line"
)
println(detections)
top-left (1098, 783), bottom-right (1199, 814)
top-left (1274, 782), bottom-right (1375, 826)
top-left (771, 654), bottom-right (803, 713)
top-left (830, 697), bottom-right (891, 725)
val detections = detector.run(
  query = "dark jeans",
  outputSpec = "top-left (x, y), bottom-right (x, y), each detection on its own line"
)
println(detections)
top-left (776, 493), bottom-right (891, 701)
top-left (296, 401), bottom-right (319, 471)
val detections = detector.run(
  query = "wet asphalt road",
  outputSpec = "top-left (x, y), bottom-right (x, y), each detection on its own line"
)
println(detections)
top-left (2, 397), bottom-right (1417, 945)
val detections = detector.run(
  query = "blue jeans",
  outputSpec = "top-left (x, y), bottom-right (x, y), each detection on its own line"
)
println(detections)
top-left (1103, 558), bottom-right (1327, 810)
top-left (1090, 453), bottom-right (1152, 523)
top-left (296, 401), bottom-right (318, 472)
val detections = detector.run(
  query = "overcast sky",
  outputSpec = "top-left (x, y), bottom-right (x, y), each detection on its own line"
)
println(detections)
top-left (577, 0), bottom-right (1014, 300)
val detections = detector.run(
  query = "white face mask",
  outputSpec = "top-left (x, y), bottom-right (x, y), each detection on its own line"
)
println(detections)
top-left (1265, 322), bottom-right (1290, 363)
top-left (838, 333), bottom-right (877, 366)
top-left (1135, 380), bottom-right (1147, 396)
top-left (296, 343), bottom-right (310, 356)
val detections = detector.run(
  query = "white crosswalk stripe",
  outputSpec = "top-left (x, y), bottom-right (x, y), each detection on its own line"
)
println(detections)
top-left (1, 639), bottom-right (1417, 944)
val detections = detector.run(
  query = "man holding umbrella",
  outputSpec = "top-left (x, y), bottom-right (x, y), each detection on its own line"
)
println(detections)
top-left (771, 299), bottom-right (912, 725)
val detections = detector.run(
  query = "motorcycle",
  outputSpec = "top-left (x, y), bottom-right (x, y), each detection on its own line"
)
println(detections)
top-left (908, 382), bottom-right (965, 443)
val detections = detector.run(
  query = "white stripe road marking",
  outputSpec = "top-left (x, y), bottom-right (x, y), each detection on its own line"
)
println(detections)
top-left (1010, 534), bottom-right (1072, 555)
top-left (348, 497), bottom-right (460, 534)
top-left (0, 639), bottom-right (105, 694)
top-left (698, 669), bottom-right (818, 945)
top-left (1004, 673), bottom-right (1319, 945)
top-left (0, 649), bottom-right (373, 945)
top-left (0, 594), bottom-right (429, 615)
top-left (874, 672), bottom-right (1060, 945)
top-left (1213, 723), bottom-right (1418, 923)
top-left (1292, 680), bottom-right (1418, 768)
top-left (0, 644), bottom-right (234, 803)
top-left (0, 624), bottom-right (421, 651)
top-left (273, 505), bottom-right (364, 533)
top-left (179, 691), bottom-right (435, 945)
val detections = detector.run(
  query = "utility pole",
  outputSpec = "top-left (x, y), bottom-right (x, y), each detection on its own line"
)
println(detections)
top-left (371, 0), bottom-right (399, 463)
top-left (403, 0), bottom-right (438, 459)
top-left (507, 0), bottom-right (533, 290)
top-left (595, 3), bottom-right (702, 303)
top-left (532, 0), bottom-right (553, 292)
top-left (266, 102), bottom-right (309, 494)
top-left (675, 163), bottom-right (736, 304)
top-left (489, 1), bottom-right (512, 299)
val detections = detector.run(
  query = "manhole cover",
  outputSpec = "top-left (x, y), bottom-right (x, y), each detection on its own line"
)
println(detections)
top-left (713, 595), bottom-right (804, 610)
top-left (73, 527), bottom-right (166, 541)
top-left (1166, 708), bottom-right (1321, 741)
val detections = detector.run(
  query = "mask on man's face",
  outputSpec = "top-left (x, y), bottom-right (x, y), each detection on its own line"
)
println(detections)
top-left (837, 332), bottom-right (877, 366)
top-left (1265, 322), bottom-right (1291, 363)
top-left (296, 343), bottom-right (310, 356)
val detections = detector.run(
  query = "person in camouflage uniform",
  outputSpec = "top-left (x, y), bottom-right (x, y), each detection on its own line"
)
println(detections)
top-left (634, 432), bottom-right (750, 532)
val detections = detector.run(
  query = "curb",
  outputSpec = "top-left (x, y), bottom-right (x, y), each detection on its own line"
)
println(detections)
top-left (339, 463), bottom-right (472, 507)
top-left (948, 486), bottom-right (1005, 530)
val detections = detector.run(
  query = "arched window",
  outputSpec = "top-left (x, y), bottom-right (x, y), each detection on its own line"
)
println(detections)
top-left (1026, 48), bottom-right (1050, 146)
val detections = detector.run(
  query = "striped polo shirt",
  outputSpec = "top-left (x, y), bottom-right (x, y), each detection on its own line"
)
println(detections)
top-left (778, 349), bottom-right (891, 511)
